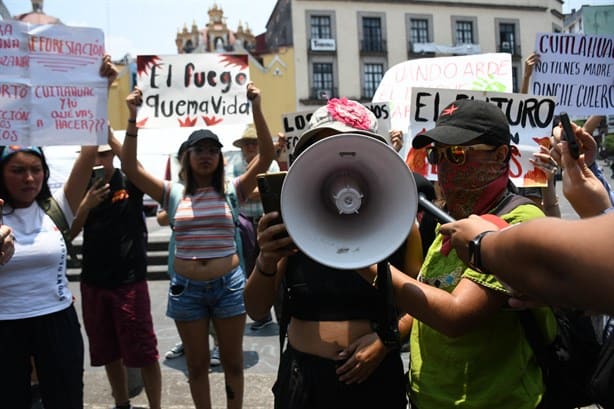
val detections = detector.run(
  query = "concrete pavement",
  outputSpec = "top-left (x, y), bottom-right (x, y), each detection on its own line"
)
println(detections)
top-left (71, 280), bottom-right (283, 409)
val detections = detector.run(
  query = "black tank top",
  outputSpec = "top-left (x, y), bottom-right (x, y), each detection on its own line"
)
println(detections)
top-left (285, 253), bottom-right (380, 321)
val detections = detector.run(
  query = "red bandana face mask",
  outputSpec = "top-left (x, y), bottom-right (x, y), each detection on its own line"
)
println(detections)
top-left (438, 155), bottom-right (509, 220)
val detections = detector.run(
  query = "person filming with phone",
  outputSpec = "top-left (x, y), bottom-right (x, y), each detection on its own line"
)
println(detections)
top-left (69, 127), bottom-right (162, 409)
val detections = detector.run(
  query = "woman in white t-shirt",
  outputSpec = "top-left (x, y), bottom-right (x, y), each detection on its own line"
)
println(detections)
top-left (0, 56), bottom-right (117, 409)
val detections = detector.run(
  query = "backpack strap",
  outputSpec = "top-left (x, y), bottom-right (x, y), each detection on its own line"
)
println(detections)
top-left (41, 196), bottom-right (80, 267)
top-left (489, 191), bottom-right (539, 217)
top-left (224, 180), bottom-right (245, 272)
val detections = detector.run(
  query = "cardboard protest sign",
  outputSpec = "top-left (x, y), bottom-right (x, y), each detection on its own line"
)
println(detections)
top-left (0, 21), bottom-right (108, 146)
top-left (531, 33), bottom-right (614, 116)
top-left (372, 53), bottom-right (513, 160)
top-left (407, 87), bottom-right (556, 188)
top-left (136, 53), bottom-right (251, 129)
top-left (279, 101), bottom-right (392, 160)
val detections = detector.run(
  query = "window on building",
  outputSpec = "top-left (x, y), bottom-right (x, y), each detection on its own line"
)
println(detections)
top-left (455, 21), bottom-right (474, 45)
top-left (363, 63), bottom-right (384, 99)
top-left (499, 23), bottom-right (516, 53)
top-left (312, 63), bottom-right (334, 99)
top-left (362, 17), bottom-right (383, 51)
top-left (311, 15), bottom-right (332, 39)
top-left (410, 18), bottom-right (429, 43)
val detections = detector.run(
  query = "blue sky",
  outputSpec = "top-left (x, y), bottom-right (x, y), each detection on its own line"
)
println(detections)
top-left (3, 0), bottom-right (278, 60)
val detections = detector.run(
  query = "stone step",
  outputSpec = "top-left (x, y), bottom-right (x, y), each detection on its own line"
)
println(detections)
top-left (66, 237), bottom-right (171, 281)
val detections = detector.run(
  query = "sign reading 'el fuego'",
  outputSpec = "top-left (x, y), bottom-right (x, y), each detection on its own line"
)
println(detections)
top-left (136, 53), bottom-right (251, 129)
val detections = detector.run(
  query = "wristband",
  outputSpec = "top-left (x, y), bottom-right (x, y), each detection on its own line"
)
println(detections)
top-left (468, 230), bottom-right (496, 274)
top-left (256, 258), bottom-right (276, 277)
top-left (127, 118), bottom-right (137, 124)
top-left (125, 132), bottom-right (138, 138)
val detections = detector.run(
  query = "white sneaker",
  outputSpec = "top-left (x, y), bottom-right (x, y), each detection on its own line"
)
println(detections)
top-left (210, 346), bottom-right (221, 366)
top-left (165, 342), bottom-right (184, 359)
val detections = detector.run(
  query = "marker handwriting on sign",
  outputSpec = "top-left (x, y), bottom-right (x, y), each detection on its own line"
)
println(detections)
top-left (414, 91), bottom-right (555, 129)
top-left (148, 63), bottom-right (248, 93)
top-left (28, 36), bottom-right (105, 57)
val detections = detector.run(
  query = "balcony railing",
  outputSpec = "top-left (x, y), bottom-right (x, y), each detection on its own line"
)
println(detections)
top-left (360, 39), bottom-right (387, 53)
top-left (310, 87), bottom-right (337, 100)
top-left (498, 42), bottom-right (521, 57)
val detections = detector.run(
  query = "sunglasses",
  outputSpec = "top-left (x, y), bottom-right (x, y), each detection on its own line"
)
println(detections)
top-left (426, 144), bottom-right (497, 166)
top-left (0, 146), bottom-right (43, 162)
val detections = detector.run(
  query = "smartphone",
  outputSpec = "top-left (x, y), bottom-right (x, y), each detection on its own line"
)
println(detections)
top-left (91, 165), bottom-right (105, 185)
top-left (257, 171), bottom-right (287, 228)
top-left (559, 112), bottom-right (580, 160)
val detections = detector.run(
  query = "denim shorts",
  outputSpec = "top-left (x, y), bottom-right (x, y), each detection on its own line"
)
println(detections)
top-left (166, 266), bottom-right (245, 321)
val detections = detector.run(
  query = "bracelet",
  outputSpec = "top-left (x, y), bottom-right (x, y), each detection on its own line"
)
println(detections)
top-left (127, 118), bottom-right (137, 123)
top-left (125, 132), bottom-right (138, 138)
top-left (468, 230), bottom-right (496, 275)
top-left (256, 258), bottom-right (276, 277)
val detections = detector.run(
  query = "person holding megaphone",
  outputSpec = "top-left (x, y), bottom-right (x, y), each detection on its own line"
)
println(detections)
top-left (367, 99), bottom-right (552, 409)
top-left (245, 98), bottom-right (418, 409)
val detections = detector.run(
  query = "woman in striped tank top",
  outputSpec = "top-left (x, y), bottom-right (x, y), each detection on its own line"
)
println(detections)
top-left (121, 83), bottom-right (275, 409)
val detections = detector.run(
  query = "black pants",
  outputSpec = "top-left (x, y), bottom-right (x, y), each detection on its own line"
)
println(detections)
top-left (273, 344), bottom-right (407, 409)
top-left (0, 305), bottom-right (84, 409)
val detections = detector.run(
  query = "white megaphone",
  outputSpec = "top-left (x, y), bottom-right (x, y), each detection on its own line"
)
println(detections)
top-left (281, 133), bottom-right (418, 269)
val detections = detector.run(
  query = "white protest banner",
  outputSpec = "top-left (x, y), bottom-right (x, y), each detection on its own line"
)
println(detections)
top-left (0, 21), bottom-right (108, 146)
top-left (372, 53), bottom-right (513, 161)
top-left (407, 87), bottom-right (556, 188)
top-left (136, 53), bottom-right (251, 129)
top-left (0, 21), bottom-right (29, 78)
top-left (531, 33), bottom-right (614, 116)
top-left (279, 101), bottom-right (392, 158)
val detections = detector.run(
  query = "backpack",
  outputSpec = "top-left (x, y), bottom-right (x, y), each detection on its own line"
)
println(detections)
top-left (41, 196), bottom-right (81, 268)
top-left (589, 323), bottom-right (614, 408)
top-left (492, 192), bottom-right (603, 409)
top-left (166, 181), bottom-right (248, 272)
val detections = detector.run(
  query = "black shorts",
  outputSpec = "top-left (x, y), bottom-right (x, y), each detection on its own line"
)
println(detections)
top-left (273, 343), bottom-right (407, 409)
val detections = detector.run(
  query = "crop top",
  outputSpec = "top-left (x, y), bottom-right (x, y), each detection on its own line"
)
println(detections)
top-left (285, 253), bottom-right (380, 321)
top-left (173, 186), bottom-right (236, 260)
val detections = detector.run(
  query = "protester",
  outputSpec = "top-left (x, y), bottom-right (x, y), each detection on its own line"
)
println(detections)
top-left (370, 99), bottom-right (550, 408)
top-left (245, 98), bottom-right (412, 409)
top-left (121, 82), bottom-right (275, 409)
top-left (439, 129), bottom-right (614, 315)
top-left (230, 123), bottom-right (280, 331)
top-left (0, 55), bottom-right (116, 409)
top-left (70, 129), bottom-right (161, 409)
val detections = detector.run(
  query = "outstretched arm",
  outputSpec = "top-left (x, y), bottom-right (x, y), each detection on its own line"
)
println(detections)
top-left (520, 52), bottom-right (539, 94)
top-left (120, 87), bottom-right (165, 204)
top-left (462, 214), bottom-right (614, 314)
top-left (63, 55), bottom-right (118, 214)
top-left (235, 83), bottom-right (276, 200)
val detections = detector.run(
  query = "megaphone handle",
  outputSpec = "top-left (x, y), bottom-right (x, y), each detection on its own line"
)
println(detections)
top-left (418, 193), bottom-right (455, 224)
top-left (374, 262), bottom-right (400, 348)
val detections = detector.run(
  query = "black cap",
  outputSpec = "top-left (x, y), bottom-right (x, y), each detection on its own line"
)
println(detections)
top-left (177, 140), bottom-right (189, 158)
top-left (412, 99), bottom-right (511, 149)
top-left (187, 129), bottom-right (223, 148)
